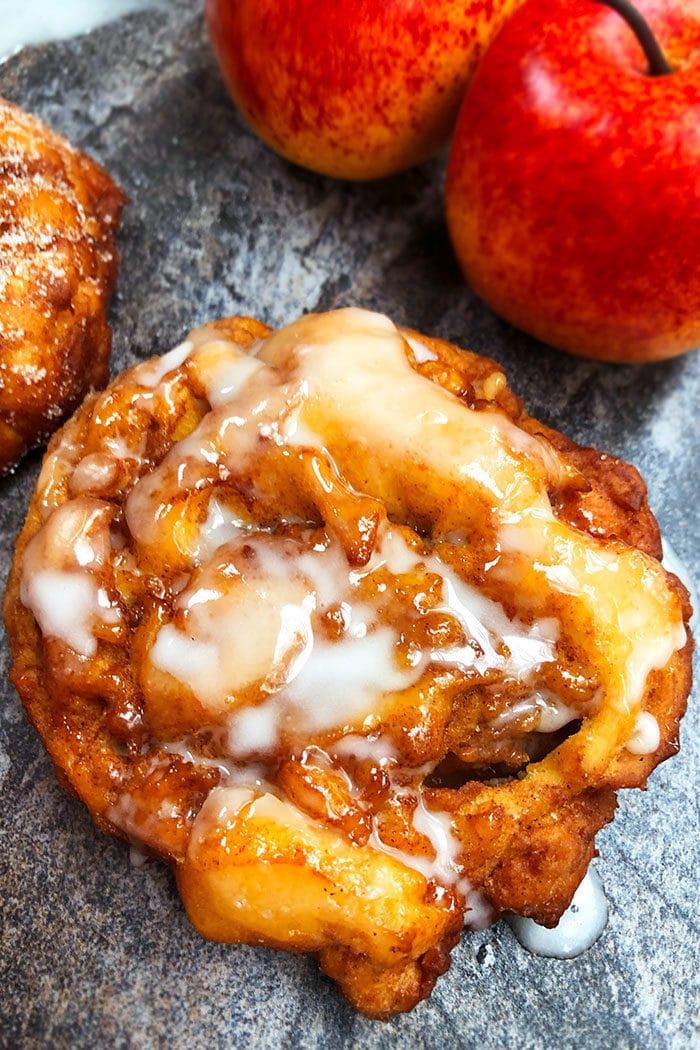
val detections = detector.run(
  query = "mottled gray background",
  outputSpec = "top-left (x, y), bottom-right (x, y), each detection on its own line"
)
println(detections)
top-left (0, 3), bottom-right (698, 1048)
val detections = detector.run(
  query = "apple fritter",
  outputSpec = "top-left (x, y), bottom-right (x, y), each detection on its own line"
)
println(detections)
top-left (4, 309), bottom-right (692, 1018)
top-left (0, 97), bottom-right (125, 474)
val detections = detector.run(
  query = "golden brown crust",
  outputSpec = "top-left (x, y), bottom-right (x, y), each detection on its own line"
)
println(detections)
top-left (4, 314), bottom-right (693, 1017)
top-left (319, 922), bottom-right (462, 1022)
top-left (0, 96), bottom-right (126, 473)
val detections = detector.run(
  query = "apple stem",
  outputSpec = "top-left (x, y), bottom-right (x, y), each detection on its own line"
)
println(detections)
top-left (593, 0), bottom-right (673, 76)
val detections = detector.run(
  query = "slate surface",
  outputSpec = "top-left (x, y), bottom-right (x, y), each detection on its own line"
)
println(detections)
top-left (0, 4), bottom-right (698, 1048)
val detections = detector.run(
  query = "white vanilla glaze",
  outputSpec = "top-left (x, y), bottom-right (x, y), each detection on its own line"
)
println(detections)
top-left (372, 788), bottom-right (465, 886)
top-left (329, 734), bottom-right (396, 765)
top-left (131, 305), bottom-right (683, 782)
top-left (121, 310), bottom-right (684, 759)
top-left (19, 498), bottom-right (122, 656)
top-left (405, 335), bottom-right (438, 363)
top-left (149, 520), bottom-right (559, 755)
top-left (134, 339), bottom-right (194, 388)
top-left (191, 786), bottom-right (315, 851)
top-left (366, 527), bottom-right (560, 681)
top-left (124, 309), bottom-right (575, 557)
top-left (20, 568), bottom-right (117, 657)
top-left (20, 308), bottom-right (689, 919)
top-left (491, 690), bottom-right (580, 734)
top-left (188, 339), bottom-right (266, 407)
top-left (190, 496), bottom-right (252, 561)
top-left (508, 867), bottom-right (608, 958)
top-left (625, 712), bottom-right (661, 756)
top-left (498, 520), bottom-right (686, 723)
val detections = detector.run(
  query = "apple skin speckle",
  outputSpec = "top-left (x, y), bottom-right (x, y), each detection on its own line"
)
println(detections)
top-left (205, 0), bottom-right (521, 181)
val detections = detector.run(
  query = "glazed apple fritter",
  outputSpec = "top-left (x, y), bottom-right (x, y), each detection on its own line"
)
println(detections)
top-left (4, 309), bottom-right (692, 1018)
top-left (0, 97), bottom-right (125, 473)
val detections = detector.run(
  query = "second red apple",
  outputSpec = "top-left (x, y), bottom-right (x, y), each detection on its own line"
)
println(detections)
top-left (445, 0), bottom-right (700, 363)
top-left (206, 0), bottom-right (521, 180)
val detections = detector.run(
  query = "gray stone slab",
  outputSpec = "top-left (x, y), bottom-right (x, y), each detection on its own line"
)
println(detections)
top-left (0, 3), bottom-right (698, 1048)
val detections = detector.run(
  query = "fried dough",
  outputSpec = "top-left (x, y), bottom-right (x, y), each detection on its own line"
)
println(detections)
top-left (0, 97), bottom-right (125, 473)
top-left (4, 309), bottom-right (692, 1017)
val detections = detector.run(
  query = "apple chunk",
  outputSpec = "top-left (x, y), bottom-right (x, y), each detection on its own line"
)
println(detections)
top-left (177, 787), bottom-right (461, 1017)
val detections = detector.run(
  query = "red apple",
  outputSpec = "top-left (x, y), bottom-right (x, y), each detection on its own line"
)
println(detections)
top-left (445, 0), bottom-right (700, 362)
top-left (205, 0), bottom-right (522, 181)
